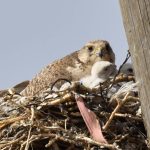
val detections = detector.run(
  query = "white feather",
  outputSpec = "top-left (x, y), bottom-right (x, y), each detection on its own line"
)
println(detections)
top-left (80, 61), bottom-right (117, 89)
top-left (120, 63), bottom-right (134, 75)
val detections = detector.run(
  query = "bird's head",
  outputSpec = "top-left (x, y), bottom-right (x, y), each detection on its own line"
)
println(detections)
top-left (91, 61), bottom-right (117, 81)
top-left (78, 40), bottom-right (115, 64)
top-left (120, 63), bottom-right (134, 76)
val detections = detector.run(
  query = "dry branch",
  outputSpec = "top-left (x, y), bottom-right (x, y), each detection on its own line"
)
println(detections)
top-left (0, 66), bottom-right (148, 149)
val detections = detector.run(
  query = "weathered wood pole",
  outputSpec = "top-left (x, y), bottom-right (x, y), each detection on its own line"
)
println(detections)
top-left (119, 0), bottom-right (150, 139)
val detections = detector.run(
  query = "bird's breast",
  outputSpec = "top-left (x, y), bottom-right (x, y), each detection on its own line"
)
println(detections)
top-left (66, 61), bottom-right (92, 81)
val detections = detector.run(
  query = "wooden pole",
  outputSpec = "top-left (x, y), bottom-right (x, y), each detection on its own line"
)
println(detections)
top-left (119, 0), bottom-right (150, 139)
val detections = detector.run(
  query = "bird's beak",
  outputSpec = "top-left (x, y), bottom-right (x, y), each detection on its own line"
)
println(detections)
top-left (96, 48), bottom-right (107, 58)
top-left (98, 49), bottom-right (107, 58)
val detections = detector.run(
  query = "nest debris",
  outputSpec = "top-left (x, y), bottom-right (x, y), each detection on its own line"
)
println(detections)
top-left (0, 67), bottom-right (149, 149)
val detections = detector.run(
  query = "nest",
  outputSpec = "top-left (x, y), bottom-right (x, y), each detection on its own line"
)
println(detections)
top-left (0, 73), bottom-right (148, 150)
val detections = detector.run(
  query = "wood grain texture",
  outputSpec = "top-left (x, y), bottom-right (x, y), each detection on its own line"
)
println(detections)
top-left (119, 0), bottom-right (150, 139)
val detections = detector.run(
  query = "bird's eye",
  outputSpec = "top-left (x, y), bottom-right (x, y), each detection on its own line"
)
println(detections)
top-left (104, 66), bottom-right (109, 71)
top-left (127, 68), bottom-right (133, 73)
top-left (88, 46), bottom-right (94, 52)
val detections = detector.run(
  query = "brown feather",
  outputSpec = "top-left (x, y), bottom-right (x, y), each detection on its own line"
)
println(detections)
top-left (21, 40), bottom-right (115, 96)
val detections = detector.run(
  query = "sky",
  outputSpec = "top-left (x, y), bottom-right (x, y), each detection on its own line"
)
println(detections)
top-left (0, 0), bottom-right (129, 89)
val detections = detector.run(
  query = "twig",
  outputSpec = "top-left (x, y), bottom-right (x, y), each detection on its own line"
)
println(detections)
top-left (0, 115), bottom-right (27, 129)
top-left (103, 93), bottom-right (130, 130)
top-left (38, 93), bottom-right (73, 108)
top-left (75, 136), bottom-right (117, 149)
top-left (115, 134), bottom-right (129, 143)
top-left (108, 51), bottom-right (131, 90)
top-left (0, 134), bottom-right (26, 149)
top-left (99, 112), bottom-right (142, 122)
top-left (24, 106), bottom-right (35, 150)
top-left (114, 113), bottom-right (142, 121)
top-left (45, 137), bottom-right (58, 148)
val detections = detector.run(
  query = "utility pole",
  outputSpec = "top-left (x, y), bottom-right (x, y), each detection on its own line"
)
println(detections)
top-left (119, 0), bottom-right (150, 139)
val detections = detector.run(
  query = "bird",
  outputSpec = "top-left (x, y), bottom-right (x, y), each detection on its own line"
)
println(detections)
top-left (0, 80), bottom-right (30, 116)
top-left (107, 62), bottom-right (134, 99)
top-left (113, 81), bottom-right (138, 98)
top-left (21, 40), bottom-right (115, 96)
top-left (80, 61), bottom-right (117, 89)
top-left (120, 63), bottom-right (134, 76)
top-left (0, 80), bottom-right (29, 97)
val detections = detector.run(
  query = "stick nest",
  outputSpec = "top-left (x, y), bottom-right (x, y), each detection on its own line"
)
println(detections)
top-left (0, 74), bottom-right (148, 150)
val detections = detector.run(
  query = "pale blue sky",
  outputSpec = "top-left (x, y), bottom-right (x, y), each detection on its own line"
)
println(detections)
top-left (0, 0), bottom-right (128, 89)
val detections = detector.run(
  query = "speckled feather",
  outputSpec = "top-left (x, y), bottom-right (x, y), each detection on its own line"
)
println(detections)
top-left (21, 40), bottom-right (115, 96)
